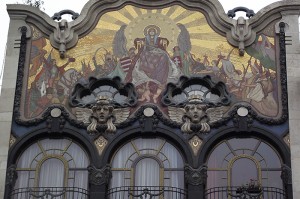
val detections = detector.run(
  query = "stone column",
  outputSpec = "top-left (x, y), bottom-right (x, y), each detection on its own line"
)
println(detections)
top-left (278, 10), bottom-right (300, 198)
top-left (88, 165), bottom-right (112, 198)
top-left (184, 164), bottom-right (207, 199)
top-left (0, 14), bottom-right (30, 198)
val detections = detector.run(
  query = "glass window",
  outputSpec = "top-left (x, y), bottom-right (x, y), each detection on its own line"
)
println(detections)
top-left (205, 137), bottom-right (284, 199)
top-left (12, 138), bottom-right (89, 199)
top-left (109, 138), bottom-right (185, 199)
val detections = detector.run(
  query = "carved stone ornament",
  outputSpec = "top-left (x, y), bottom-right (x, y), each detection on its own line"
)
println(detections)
top-left (70, 76), bottom-right (137, 135)
top-left (189, 136), bottom-right (202, 156)
top-left (184, 164), bottom-right (207, 186)
top-left (281, 164), bottom-right (292, 185)
top-left (227, 7), bottom-right (255, 56)
top-left (94, 136), bottom-right (108, 155)
top-left (70, 76), bottom-right (137, 108)
top-left (283, 133), bottom-right (290, 148)
top-left (9, 135), bottom-right (17, 148)
top-left (6, 165), bottom-right (18, 187)
top-left (74, 96), bottom-right (130, 135)
top-left (88, 165), bottom-right (112, 186)
top-left (164, 76), bottom-right (230, 134)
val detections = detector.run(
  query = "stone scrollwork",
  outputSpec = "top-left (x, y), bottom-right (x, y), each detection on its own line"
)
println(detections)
top-left (88, 165), bottom-right (112, 186)
top-left (184, 164), bottom-right (207, 186)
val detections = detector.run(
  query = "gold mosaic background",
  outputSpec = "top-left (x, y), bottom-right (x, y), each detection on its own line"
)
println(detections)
top-left (25, 5), bottom-right (278, 119)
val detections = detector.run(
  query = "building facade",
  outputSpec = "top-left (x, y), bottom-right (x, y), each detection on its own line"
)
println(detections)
top-left (1, 0), bottom-right (300, 198)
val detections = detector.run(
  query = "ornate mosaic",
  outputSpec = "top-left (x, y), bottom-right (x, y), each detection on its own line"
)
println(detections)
top-left (24, 5), bottom-right (279, 120)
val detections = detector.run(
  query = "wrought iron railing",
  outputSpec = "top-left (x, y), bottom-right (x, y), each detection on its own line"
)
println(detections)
top-left (10, 187), bottom-right (89, 199)
top-left (205, 186), bottom-right (286, 199)
top-left (107, 186), bottom-right (187, 199)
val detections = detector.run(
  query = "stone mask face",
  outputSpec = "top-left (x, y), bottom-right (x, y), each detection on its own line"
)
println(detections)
top-left (95, 105), bottom-right (111, 123)
top-left (91, 98), bottom-right (114, 124)
top-left (185, 103), bottom-right (207, 123)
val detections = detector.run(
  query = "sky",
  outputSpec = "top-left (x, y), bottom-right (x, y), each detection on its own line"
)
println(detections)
top-left (0, 0), bottom-right (282, 93)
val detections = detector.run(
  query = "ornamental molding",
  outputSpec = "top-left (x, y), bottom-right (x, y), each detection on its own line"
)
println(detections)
top-left (12, 23), bottom-right (289, 128)
top-left (7, 1), bottom-right (300, 56)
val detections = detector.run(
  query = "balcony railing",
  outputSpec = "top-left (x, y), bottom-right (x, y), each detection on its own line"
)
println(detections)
top-left (107, 186), bottom-right (187, 199)
top-left (10, 187), bottom-right (89, 199)
top-left (205, 186), bottom-right (286, 199)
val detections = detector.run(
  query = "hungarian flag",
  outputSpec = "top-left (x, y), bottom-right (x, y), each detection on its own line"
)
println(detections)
top-left (172, 56), bottom-right (182, 68)
top-left (120, 57), bottom-right (132, 73)
top-left (245, 35), bottom-right (276, 70)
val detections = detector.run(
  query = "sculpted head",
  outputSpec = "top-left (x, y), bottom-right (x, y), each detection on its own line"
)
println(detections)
top-left (184, 95), bottom-right (208, 124)
top-left (185, 103), bottom-right (207, 123)
top-left (181, 94), bottom-right (210, 134)
top-left (91, 96), bottom-right (114, 124)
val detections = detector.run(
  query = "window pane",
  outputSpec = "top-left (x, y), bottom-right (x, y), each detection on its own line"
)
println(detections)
top-left (231, 158), bottom-right (258, 186)
top-left (39, 158), bottom-right (64, 187)
top-left (135, 158), bottom-right (160, 186)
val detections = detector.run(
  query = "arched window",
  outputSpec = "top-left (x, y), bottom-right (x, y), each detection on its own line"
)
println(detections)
top-left (11, 138), bottom-right (90, 199)
top-left (205, 137), bottom-right (285, 199)
top-left (108, 138), bottom-right (186, 198)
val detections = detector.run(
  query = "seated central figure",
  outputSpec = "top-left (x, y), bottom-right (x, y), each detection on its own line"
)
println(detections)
top-left (132, 25), bottom-right (181, 102)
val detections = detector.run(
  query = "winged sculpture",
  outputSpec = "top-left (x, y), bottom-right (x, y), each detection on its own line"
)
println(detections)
top-left (74, 96), bottom-right (130, 135)
top-left (168, 95), bottom-right (228, 134)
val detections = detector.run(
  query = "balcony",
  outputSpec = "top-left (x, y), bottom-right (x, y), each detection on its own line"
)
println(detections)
top-left (205, 186), bottom-right (286, 199)
top-left (107, 186), bottom-right (187, 199)
top-left (10, 187), bottom-right (89, 199)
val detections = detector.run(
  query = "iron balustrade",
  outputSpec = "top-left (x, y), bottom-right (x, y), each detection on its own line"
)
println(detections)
top-left (205, 186), bottom-right (286, 199)
top-left (107, 186), bottom-right (187, 199)
top-left (10, 187), bottom-right (89, 199)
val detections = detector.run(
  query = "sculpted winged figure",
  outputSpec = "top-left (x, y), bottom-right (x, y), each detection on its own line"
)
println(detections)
top-left (74, 96), bottom-right (130, 135)
top-left (168, 95), bottom-right (228, 134)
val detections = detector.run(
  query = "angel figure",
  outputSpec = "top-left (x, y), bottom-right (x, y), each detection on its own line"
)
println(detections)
top-left (168, 95), bottom-right (227, 134)
top-left (74, 96), bottom-right (130, 135)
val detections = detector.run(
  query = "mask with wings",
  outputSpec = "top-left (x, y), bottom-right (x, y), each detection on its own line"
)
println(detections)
top-left (168, 95), bottom-right (228, 134)
top-left (74, 96), bottom-right (130, 135)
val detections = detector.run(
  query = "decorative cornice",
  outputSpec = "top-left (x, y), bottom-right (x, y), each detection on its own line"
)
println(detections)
top-left (7, 1), bottom-right (300, 55)
top-left (88, 165), bottom-right (112, 186)
top-left (12, 22), bottom-right (288, 128)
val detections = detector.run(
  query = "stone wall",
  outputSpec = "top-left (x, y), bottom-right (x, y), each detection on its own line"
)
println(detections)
top-left (0, 15), bottom-right (29, 198)
top-left (283, 11), bottom-right (300, 198)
